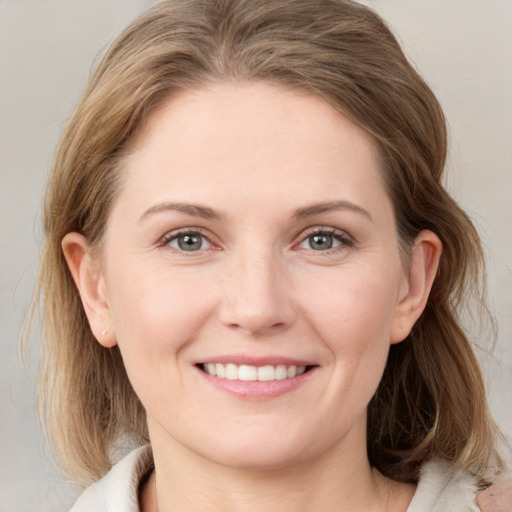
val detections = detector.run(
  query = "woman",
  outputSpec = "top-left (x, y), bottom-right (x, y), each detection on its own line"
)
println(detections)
top-left (34, 0), bottom-right (509, 510)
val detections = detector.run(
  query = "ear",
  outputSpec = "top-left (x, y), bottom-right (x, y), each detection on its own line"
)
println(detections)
top-left (390, 230), bottom-right (442, 344)
top-left (61, 232), bottom-right (117, 348)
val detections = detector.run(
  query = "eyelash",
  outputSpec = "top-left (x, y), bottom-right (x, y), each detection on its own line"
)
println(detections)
top-left (158, 227), bottom-right (354, 254)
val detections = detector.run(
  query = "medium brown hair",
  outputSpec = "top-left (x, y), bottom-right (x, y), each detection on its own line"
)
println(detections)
top-left (34, 0), bottom-right (501, 484)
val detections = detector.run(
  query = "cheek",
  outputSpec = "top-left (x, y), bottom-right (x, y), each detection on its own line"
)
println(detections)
top-left (106, 264), bottom-right (216, 363)
top-left (104, 266), bottom-right (221, 415)
top-left (304, 269), bottom-right (400, 350)
top-left (301, 265), bottom-right (401, 397)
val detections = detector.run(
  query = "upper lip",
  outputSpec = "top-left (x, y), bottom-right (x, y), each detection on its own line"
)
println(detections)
top-left (195, 355), bottom-right (317, 367)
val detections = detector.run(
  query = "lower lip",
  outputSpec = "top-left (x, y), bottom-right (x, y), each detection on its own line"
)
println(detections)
top-left (196, 366), bottom-right (317, 399)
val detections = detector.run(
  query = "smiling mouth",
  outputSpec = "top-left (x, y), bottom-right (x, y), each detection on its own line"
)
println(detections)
top-left (198, 363), bottom-right (314, 382)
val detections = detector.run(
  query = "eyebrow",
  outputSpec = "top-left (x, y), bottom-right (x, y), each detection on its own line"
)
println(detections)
top-left (139, 199), bottom-right (372, 223)
top-left (293, 201), bottom-right (373, 222)
top-left (139, 201), bottom-right (221, 221)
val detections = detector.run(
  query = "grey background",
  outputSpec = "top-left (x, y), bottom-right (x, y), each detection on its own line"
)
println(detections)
top-left (1, 1), bottom-right (511, 510)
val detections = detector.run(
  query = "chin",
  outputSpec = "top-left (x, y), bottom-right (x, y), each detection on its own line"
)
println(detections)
top-left (189, 424), bottom-right (323, 472)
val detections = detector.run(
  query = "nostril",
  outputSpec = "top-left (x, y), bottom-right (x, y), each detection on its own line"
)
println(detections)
top-left (223, 317), bottom-right (288, 335)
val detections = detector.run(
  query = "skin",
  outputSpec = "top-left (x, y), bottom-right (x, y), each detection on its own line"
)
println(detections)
top-left (63, 82), bottom-right (442, 511)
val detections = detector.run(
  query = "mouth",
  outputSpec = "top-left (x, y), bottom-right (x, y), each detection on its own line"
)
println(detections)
top-left (195, 356), bottom-right (319, 398)
top-left (197, 362), bottom-right (314, 381)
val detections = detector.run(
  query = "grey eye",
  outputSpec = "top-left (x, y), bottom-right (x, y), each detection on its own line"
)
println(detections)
top-left (297, 230), bottom-right (349, 252)
top-left (307, 233), bottom-right (338, 251)
top-left (169, 233), bottom-right (210, 251)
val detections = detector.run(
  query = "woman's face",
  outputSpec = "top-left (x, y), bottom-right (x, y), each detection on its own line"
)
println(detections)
top-left (71, 83), bottom-right (434, 470)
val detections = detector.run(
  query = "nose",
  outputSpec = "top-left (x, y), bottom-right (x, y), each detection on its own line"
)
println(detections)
top-left (218, 249), bottom-right (296, 336)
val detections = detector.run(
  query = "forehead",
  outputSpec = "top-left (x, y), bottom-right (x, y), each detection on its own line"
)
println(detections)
top-left (114, 82), bottom-right (390, 220)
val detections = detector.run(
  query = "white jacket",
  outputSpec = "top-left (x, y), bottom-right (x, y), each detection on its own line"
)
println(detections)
top-left (70, 445), bottom-right (485, 511)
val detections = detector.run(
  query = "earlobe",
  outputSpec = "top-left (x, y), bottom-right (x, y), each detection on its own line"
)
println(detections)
top-left (390, 230), bottom-right (442, 344)
top-left (61, 233), bottom-right (117, 348)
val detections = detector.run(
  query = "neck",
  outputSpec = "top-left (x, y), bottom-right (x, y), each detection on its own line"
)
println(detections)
top-left (145, 421), bottom-right (414, 512)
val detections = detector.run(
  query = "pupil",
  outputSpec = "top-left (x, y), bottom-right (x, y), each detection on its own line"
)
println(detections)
top-left (178, 234), bottom-right (202, 251)
top-left (310, 234), bottom-right (333, 250)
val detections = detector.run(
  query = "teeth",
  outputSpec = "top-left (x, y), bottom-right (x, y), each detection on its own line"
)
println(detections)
top-left (215, 363), bottom-right (225, 378)
top-left (239, 365), bottom-right (257, 381)
top-left (258, 365), bottom-right (275, 381)
top-left (202, 363), bottom-right (309, 381)
top-left (225, 363), bottom-right (238, 380)
top-left (275, 365), bottom-right (288, 380)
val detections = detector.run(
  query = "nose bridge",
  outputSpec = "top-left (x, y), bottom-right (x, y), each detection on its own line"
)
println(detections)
top-left (220, 242), bottom-right (294, 335)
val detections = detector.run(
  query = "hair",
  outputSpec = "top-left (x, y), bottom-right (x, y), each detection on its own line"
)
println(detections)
top-left (33, 0), bottom-right (502, 485)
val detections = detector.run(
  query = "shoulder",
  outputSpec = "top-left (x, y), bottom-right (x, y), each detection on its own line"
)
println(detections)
top-left (409, 459), bottom-right (480, 512)
top-left (69, 445), bottom-right (153, 512)
top-left (477, 470), bottom-right (512, 512)
top-left (477, 445), bottom-right (512, 512)
top-left (408, 458), bottom-right (512, 512)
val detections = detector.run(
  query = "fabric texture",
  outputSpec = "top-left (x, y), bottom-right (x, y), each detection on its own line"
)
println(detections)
top-left (70, 445), bottom-right (153, 512)
top-left (407, 459), bottom-right (480, 512)
top-left (69, 445), bottom-right (483, 511)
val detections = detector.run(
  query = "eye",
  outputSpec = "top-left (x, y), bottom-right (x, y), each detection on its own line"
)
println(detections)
top-left (297, 228), bottom-right (353, 251)
top-left (164, 231), bottom-right (212, 252)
